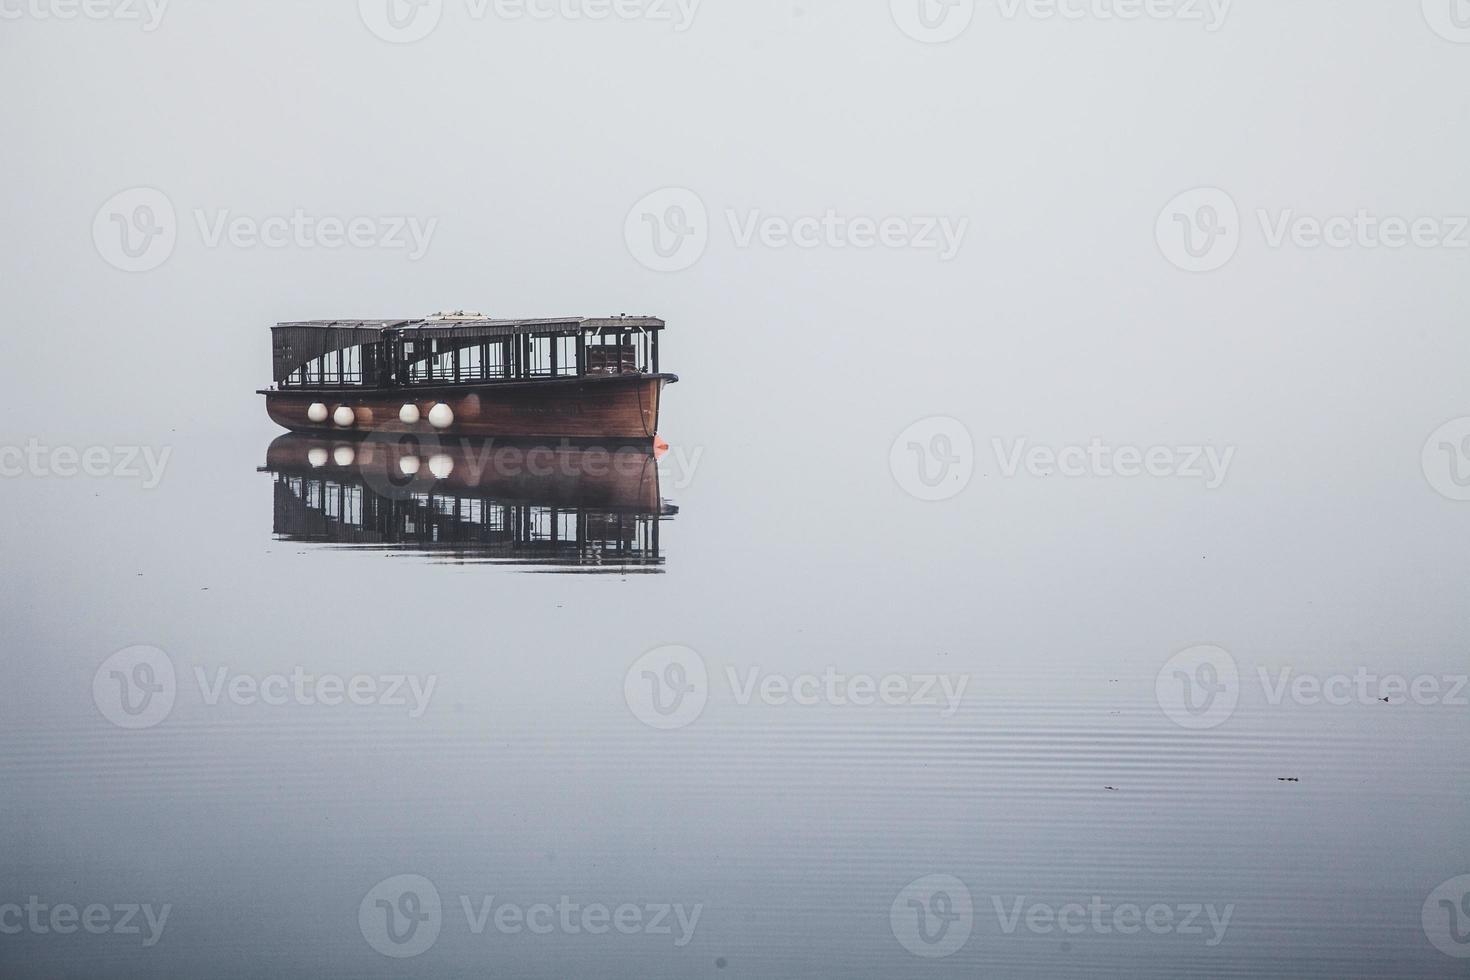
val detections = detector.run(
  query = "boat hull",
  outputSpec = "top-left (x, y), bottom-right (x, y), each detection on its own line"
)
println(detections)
top-left (262, 433), bottom-right (668, 513)
top-left (262, 374), bottom-right (674, 440)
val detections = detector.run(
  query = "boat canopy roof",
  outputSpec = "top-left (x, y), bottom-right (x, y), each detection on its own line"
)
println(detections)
top-left (271, 314), bottom-right (664, 381)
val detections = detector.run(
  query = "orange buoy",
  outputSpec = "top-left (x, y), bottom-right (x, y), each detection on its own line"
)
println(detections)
top-left (653, 435), bottom-right (669, 460)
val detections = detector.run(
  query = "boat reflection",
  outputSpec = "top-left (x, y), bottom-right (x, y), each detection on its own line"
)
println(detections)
top-left (261, 432), bottom-right (676, 571)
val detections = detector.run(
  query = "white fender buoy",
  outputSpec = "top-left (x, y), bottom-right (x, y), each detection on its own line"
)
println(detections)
top-left (307, 403), bottom-right (329, 424)
top-left (428, 403), bottom-right (454, 430)
top-left (333, 405), bottom-right (355, 428)
top-left (399, 403), bottom-right (421, 425)
top-left (333, 446), bottom-right (356, 467)
top-left (398, 456), bottom-right (421, 477)
top-left (307, 447), bottom-right (329, 468)
top-left (428, 454), bottom-right (454, 479)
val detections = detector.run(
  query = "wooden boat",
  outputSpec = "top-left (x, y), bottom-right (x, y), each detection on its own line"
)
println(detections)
top-left (259, 313), bottom-right (677, 440)
top-left (260, 433), bottom-right (676, 570)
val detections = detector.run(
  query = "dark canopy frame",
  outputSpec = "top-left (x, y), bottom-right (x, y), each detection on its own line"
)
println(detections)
top-left (270, 316), bottom-right (664, 385)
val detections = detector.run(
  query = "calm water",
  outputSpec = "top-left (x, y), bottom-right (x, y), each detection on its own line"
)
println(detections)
top-left (2, 428), bottom-right (1467, 979)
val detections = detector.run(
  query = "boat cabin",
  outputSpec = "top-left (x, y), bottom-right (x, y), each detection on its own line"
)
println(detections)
top-left (270, 313), bottom-right (665, 389)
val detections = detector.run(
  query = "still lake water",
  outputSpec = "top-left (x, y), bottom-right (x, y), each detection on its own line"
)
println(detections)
top-left (2, 427), bottom-right (1467, 979)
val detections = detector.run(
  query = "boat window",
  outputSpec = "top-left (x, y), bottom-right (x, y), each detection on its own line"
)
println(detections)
top-left (586, 339), bottom-right (636, 375)
top-left (342, 346), bottom-right (362, 384)
top-left (485, 342), bottom-right (506, 379)
top-left (343, 486), bottom-right (363, 526)
top-left (462, 344), bottom-right (481, 380)
top-left (529, 506), bottom-right (555, 540)
top-left (431, 341), bottom-right (455, 382)
top-left (556, 336), bottom-right (577, 376)
top-left (528, 337), bottom-right (553, 377)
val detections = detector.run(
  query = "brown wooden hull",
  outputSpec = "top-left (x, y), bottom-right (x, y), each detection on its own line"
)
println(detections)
top-left (261, 374), bottom-right (674, 440)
